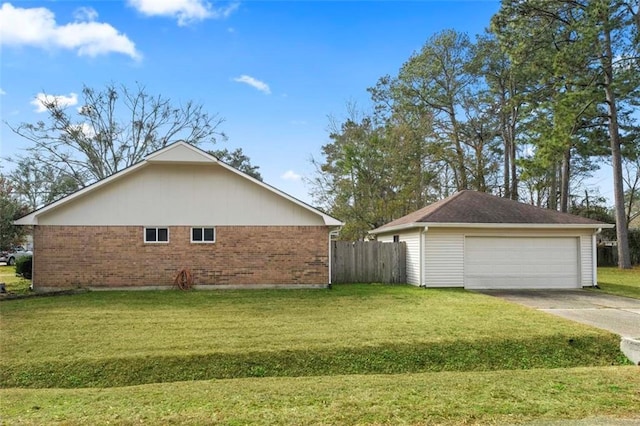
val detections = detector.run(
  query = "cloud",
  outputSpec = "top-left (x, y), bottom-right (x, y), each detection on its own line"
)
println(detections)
top-left (0, 88), bottom-right (6, 95)
top-left (0, 3), bottom-right (141, 60)
top-left (233, 75), bottom-right (271, 94)
top-left (281, 170), bottom-right (301, 181)
top-left (31, 92), bottom-right (78, 113)
top-left (73, 7), bottom-right (99, 22)
top-left (128, 0), bottom-right (239, 26)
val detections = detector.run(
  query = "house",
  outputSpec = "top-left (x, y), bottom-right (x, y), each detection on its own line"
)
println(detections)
top-left (14, 142), bottom-right (342, 291)
top-left (370, 191), bottom-right (613, 289)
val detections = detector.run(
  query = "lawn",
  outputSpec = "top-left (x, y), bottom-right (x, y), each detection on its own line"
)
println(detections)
top-left (597, 266), bottom-right (640, 299)
top-left (0, 264), bottom-right (31, 294)
top-left (1, 283), bottom-right (637, 424)
top-left (2, 367), bottom-right (638, 425)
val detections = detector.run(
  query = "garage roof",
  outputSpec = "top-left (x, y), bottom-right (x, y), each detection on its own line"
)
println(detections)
top-left (371, 190), bottom-right (612, 233)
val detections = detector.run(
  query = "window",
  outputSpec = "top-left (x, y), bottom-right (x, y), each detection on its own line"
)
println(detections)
top-left (145, 227), bottom-right (169, 243)
top-left (393, 235), bottom-right (400, 243)
top-left (192, 227), bottom-right (215, 243)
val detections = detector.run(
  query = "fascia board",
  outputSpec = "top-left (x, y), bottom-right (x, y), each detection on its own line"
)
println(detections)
top-left (370, 222), bottom-right (614, 235)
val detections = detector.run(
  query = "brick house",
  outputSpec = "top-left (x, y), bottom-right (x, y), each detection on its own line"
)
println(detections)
top-left (15, 142), bottom-right (342, 291)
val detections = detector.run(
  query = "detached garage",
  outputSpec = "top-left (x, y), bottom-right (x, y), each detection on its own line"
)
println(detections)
top-left (370, 191), bottom-right (613, 289)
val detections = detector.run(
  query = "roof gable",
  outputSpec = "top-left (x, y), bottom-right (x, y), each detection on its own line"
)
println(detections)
top-left (373, 190), bottom-right (610, 232)
top-left (146, 142), bottom-right (217, 164)
top-left (15, 141), bottom-right (342, 227)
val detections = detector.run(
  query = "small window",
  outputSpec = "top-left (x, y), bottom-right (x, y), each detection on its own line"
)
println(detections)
top-left (192, 227), bottom-right (215, 243)
top-left (145, 227), bottom-right (169, 243)
top-left (393, 235), bottom-right (400, 243)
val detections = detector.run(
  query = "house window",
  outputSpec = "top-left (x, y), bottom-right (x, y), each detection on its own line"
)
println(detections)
top-left (192, 227), bottom-right (216, 243)
top-left (145, 227), bottom-right (169, 243)
top-left (393, 235), bottom-right (400, 242)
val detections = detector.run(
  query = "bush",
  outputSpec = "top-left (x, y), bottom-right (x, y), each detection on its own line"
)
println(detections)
top-left (15, 255), bottom-right (32, 279)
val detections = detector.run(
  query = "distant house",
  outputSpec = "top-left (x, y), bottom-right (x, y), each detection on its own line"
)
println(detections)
top-left (15, 142), bottom-right (342, 291)
top-left (370, 191), bottom-right (613, 289)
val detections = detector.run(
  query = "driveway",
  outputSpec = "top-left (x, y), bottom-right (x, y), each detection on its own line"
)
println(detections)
top-left (477, 290), bottom-right (640, 337)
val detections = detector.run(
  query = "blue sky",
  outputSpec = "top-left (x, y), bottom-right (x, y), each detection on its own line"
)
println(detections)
top-left (3, 0), bottom-right (610, 206)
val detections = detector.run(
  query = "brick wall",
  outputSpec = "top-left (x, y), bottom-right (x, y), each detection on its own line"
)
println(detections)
top-left (33, 226), bottom-right (330, 289)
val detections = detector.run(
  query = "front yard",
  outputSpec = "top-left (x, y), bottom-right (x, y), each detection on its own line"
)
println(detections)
top-left (1, 282), bottom-right (638, 424)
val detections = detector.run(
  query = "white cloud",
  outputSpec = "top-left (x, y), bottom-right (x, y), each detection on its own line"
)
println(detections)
top-left (0, 3), bottom-right (141, 60)
top-left (0, 88), bottom-right (6, 95)
top-left (73, 6), bottom-right (98, 22)
top-left (128, 0), bottom-right (239, 26)
top-left (31, 92), bottom-right (78, 113)
top-left (233, 75), bottom-right (271, 94)
top-left (281, 170), bottom-right (301, 181)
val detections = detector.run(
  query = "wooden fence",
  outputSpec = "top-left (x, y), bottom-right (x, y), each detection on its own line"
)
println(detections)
top-left (331, 241), bottom-right (406, 284)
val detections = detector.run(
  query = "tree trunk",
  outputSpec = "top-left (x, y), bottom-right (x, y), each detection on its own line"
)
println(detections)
top-left (549, 162), bottom-right (558, 211)
top-left (602, 15), bottom-right (632, 269)
top-left (450, 111), bottom-right (468, 191)
top-left (509, 127), bottom-right (518, 200)
top-left (560, 147), bottom-right (570, 213)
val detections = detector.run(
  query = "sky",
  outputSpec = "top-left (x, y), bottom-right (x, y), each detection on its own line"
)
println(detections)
top-left (0, 0), bottom-right (613, 206)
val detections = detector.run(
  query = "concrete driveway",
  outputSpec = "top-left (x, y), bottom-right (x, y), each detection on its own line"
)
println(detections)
top-left (477, 290), bottom-right (640, 338)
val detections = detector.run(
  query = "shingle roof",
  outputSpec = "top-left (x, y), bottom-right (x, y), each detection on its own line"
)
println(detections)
top-left (374, 190), bottom-right (609, 231)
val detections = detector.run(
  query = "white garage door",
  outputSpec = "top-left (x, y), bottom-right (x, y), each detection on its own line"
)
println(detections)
top-left (464, 237), bottom-right (580, 289)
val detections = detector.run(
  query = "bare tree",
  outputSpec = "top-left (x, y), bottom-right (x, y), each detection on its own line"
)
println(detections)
top-left (7, 83), bottom-right (226, 189)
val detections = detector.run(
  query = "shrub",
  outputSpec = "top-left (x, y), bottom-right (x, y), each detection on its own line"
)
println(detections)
top-left (15, 255), bottom-right (32, 279)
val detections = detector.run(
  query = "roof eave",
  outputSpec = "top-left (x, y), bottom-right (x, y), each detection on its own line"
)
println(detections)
top-left (13, 161), bottom-right (150, 226)
top-left (370, 222), bottom-right (613, 235)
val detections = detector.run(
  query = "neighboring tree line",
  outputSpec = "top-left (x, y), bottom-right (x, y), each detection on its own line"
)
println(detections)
top-left (310, 0), bottom-right (639, 268)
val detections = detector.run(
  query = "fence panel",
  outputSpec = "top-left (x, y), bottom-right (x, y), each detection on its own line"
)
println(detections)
top-left (331, 241), bottom-right (406, 284)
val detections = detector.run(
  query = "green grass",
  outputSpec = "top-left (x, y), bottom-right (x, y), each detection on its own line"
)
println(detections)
top-left (0, 285), bottom-right (628, 389)
top-left (597, 266), bottom-right (640, 299)
top-left (0, 264), bottom-right (31, 294)
top-left (1, 283), bottom-right (636, 424)
top-left (2, 367), bottom-right (638, 425)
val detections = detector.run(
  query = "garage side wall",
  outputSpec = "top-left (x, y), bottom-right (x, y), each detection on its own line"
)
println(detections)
top-left (33, 225), bottom-right (330, 290)
top-left (377, 230), bottom-right (421, 285)
top-left (423, 228), bottom-right (596, 288)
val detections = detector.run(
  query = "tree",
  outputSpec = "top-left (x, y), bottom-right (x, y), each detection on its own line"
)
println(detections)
top-left (7, 83), bottom-right (226, 189)
top-left (8, 158), bottom-right (79, 210)
top-left (472, 34), bottom-right (524, 200)
top-left (210, 148), bottom-right (263, 181)
top-left (310, 114), bottom-right (399, 240)
top-left (492, 0), bottom-right (640, 268)
top-left (393, 30), bottom-right (477, 191)
top-left (0, 176), bottom-right (29, 251)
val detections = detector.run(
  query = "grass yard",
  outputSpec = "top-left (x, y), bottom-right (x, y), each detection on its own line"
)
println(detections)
top-left (1, 283), bottom-right (637, 424)
top-left (0, 264), bottom-right (31, 295)
top-left (2, 367), bottom-right (638, 425)
top-left (597, 266), bottom-right (640, 299)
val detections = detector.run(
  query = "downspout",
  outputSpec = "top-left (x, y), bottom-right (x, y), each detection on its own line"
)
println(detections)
top-left (592, 228), bottom-right (602, 287)
top-left (420, 227), bottom-right (428, 287)
top-left (328, 228), bottom-right (340, 287)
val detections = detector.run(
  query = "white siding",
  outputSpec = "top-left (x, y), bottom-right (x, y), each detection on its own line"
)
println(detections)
top-left (580, 235), bottom-right (594, 286)
top-left (377, 235), bottom-right (394, 243)
top-left (402, 231), bottom-right (421, 285)
top-left (375, 230), bottom-right (421, 285)
top-left (424, 230), bottom-right (465, 287)
top-left (419, 227), bottom-right (595, 288)
top-left (37, 164), bottom-right (325, 226)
